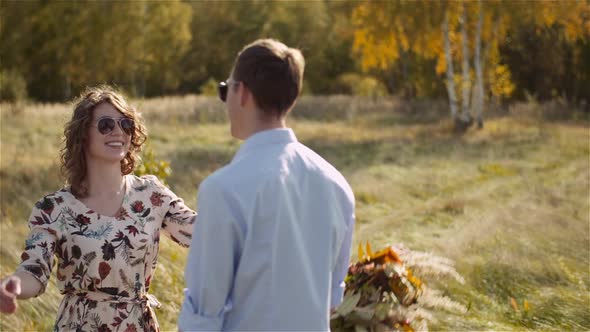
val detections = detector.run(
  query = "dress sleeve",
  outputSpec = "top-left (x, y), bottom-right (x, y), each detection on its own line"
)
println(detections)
top-left (148, 176), bottom-right (197, 247)
top-left (15, 195), bottom-right (62, 297)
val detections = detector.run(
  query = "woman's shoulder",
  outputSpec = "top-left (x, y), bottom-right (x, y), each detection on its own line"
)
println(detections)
top-left (33, 188), bottom-right (70, 210)
top-left (127, 174), bottom-right (169, 193)
top-left (28, 189), bottom-right (72, 227)
top-left (128, 174), bottom-right (162, 186)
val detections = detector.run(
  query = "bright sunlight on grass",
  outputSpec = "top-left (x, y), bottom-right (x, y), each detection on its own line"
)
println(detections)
top-left (1, 96), bottom-right (588, 331)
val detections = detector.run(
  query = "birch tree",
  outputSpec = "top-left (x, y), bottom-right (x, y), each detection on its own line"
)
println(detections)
top-left (352, 0), bottom-right (556, 129)
top-left (459, 2), bottom-right (472, 125)
top-left (473, 0), bottom-right (485, 128)
top-left (442, 11), bottom-right (459, 120)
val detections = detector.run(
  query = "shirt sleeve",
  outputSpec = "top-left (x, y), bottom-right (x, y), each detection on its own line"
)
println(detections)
top-left (149, 176), bottom-right (197, 247)
top-left (15, 195), bottom-right (61, 297)
top-left (178, 177), bottom-right (243, 331)
top-left (330, 205), bottom-right (355, 309)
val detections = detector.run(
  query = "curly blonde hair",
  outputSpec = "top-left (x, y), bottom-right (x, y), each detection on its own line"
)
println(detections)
top-left (60, 86), bottom-right (147, 198)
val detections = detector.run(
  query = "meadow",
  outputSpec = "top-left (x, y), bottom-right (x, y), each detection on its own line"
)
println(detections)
top-left (0, 96), bottom-right (588, 331)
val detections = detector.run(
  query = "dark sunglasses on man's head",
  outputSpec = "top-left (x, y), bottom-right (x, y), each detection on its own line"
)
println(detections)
top-left (95, 116), bottom-right (135, 135)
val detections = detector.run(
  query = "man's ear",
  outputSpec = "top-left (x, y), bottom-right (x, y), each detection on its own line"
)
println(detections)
top-left (239, 83), bottom-right (249, 108)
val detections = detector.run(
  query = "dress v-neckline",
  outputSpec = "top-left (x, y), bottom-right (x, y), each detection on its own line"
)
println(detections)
top-left (66, 175), bottom-right (130, 219)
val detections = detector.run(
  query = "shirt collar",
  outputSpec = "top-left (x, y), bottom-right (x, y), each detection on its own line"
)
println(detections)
top-left (232, 128), bottom-right (297, 163)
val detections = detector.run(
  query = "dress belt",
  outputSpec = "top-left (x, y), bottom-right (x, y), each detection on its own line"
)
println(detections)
top-left (64, 290), bottom-right (162, 309)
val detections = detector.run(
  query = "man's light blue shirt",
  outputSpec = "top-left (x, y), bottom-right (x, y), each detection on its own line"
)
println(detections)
top-left (178, 128), bottom-right (355, 331)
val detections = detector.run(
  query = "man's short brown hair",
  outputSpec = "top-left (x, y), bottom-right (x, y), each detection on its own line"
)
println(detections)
top-left (232, 39), bottom-right (305, 118)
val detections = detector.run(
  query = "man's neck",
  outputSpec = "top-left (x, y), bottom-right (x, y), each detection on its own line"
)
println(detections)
top-left (243, 115), bottom-right (287, 140)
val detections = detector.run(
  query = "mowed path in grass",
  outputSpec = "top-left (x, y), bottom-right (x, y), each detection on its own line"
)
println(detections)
top-left (1, 98), bottom-right (588, 331)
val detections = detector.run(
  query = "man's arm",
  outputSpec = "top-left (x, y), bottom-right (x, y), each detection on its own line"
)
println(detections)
top-left (330, 211), bottom-right (355, 309)
top-left (178, 178), bottom-right (243, 331)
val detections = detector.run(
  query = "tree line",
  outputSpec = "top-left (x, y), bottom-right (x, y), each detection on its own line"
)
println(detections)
top-left (1, 1), bottom-right (588, 116)
top-left (352, 0), bottom-right (589, 126)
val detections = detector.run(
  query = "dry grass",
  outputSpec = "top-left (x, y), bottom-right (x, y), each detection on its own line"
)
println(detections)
top-left (1, 96), bottom-right (589, 331)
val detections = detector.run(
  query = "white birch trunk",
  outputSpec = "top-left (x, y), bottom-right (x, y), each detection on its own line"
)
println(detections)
top-left (460, 3), bottom-right (471, 121)
top-left (443, 11), bottom-right (459, 120)
top-left (474, 0), bottom-right (484, 128)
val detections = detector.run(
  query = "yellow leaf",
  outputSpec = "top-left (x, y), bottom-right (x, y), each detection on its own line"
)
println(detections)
top-left (368, 246), bottom-right (403, 264)
top-left (407, 269), bottom-right (422, 289)
top-left (524, 300), bottom-right (530, 312)
top-left (366, 242), bottom-right (373, 257)
top-left (402, 322), bottom-right (414, 332)
top-left (358, 243), bottom-right (364, 261)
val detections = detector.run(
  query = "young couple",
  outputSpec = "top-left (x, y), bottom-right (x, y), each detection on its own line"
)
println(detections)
top-left (0, 39), bottom-right (355, 332)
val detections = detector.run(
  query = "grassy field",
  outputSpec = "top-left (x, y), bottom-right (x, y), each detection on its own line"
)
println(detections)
top-left (0, 96), bottom-right (588, 331)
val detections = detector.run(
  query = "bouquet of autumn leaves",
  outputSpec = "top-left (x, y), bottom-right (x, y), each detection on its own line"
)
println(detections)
top-left (330, 243), bottom-right (466, 332)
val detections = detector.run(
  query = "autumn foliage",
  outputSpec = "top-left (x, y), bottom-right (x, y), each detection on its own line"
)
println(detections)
top-left (331, 243), bottom-right (466, 332)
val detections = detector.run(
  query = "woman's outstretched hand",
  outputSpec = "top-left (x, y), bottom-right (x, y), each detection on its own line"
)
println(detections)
top-left (0, 275), bottom-right (21, 314)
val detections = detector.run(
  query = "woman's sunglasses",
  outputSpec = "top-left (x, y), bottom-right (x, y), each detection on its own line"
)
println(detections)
top-left (95, 116), bottom-right (135, 135)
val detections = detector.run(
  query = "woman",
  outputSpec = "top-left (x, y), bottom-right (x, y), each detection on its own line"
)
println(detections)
top-left (0, 86), bottom-right (196, 331)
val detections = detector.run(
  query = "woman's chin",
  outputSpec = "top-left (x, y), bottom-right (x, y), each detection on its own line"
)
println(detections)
top-left (88, 153), bottom-right (127, 164)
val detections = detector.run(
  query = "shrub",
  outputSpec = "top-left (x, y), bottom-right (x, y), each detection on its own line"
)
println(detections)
top-left (336, 73), bottom-right (388, 98)
top-left (199, 77), bottom-right (219, 96)
top-left (135, 146), bottom-right (172, 185)
top-left (0, 69), bottom-right (28, 102)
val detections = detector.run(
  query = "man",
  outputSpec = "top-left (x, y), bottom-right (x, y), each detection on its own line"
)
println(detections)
top-left (178, 39), bottom-right (355, 331)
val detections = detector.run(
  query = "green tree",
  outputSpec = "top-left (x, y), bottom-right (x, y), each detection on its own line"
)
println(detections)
top-left (0, 0), bottom-right (192, 101)
top-left (178, 0), bottom-right (271, 94)
top-left (178, 0), bottom-right (356, 95)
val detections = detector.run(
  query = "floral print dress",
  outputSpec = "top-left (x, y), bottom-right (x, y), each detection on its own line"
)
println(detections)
top-left (16, 175), bottom-right (197, 332)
